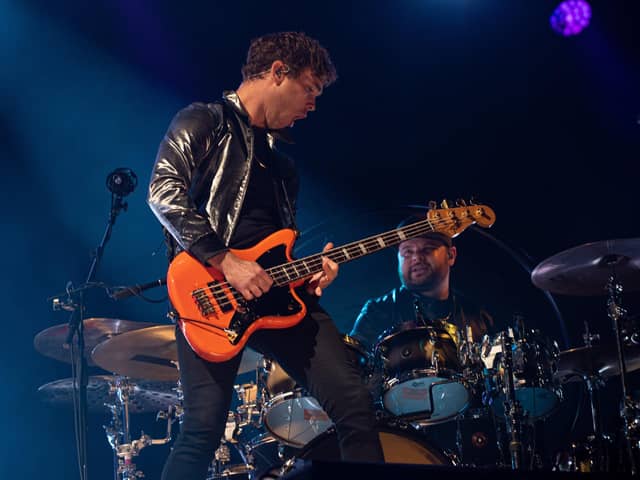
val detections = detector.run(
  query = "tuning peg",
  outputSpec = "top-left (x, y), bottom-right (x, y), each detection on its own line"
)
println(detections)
top-left (455, 198), bottom-right (467, 207)
top-left (440, 199), bottom-right (450, 209)
top-left (427, 200), bottom-right (437, 210)
top-left (469, 196), bottom-right (478, 205)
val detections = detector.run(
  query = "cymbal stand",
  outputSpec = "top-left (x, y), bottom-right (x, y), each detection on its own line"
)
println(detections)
top-left (606, 273), bottom-right (638, 474)
top-left (500, 331), bottom-right (526, 470)
top-left (103, 377), bottom-right (176, 479)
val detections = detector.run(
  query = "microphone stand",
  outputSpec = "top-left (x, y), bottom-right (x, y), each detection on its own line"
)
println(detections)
top-left (58, 192), bottom-right (129, 480)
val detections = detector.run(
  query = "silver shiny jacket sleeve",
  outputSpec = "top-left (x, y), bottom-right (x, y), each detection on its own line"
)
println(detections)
top-left (147, 103), bottom-right (226, 261)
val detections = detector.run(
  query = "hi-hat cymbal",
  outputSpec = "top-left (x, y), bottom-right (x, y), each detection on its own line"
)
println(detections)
top-left (531, 238), bottom-right (640, 296)
top-left (33, 318), bottom-right (158, 366)
top-left (91, 325), bottom-right (264, 381)
top-left (555, 343), bottom-right (640, 383)
top-left (37, 375), bottom-right (179, 414)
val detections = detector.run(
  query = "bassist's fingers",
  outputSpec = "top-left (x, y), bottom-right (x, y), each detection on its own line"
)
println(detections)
top-left (240, 289), bottom-right (255, 301)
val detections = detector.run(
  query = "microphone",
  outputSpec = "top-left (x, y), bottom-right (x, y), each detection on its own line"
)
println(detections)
top-left (106, 168), bottom-right (138, 197)
top-left (110, 278), bottom-right (166, 300)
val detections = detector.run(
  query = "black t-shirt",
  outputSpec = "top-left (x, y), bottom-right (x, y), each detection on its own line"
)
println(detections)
top-left (229, 126), bottom-right (281, 249)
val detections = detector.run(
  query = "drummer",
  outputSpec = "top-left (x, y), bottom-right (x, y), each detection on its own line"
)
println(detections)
top-left (349, 214), bottom-right (494, 357)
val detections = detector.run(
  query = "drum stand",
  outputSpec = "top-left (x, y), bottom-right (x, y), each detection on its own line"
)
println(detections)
top-left (499, 332), bottom-right (527, 470)
top-left (606, 272), bottom-right (639, 474)
top-left (208, 372), bottom-right (264, 479)
top-left (103, 377), bottom-right (176, 479)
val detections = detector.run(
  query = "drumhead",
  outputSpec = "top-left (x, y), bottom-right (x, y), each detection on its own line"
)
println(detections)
top-left (262, 389), bottom-right (333, 448)
top-left (382, 373), bottom-right (470, 424)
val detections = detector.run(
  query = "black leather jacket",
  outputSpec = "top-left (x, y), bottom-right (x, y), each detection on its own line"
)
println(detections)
top-left (349, 285), bottom-right (494, 354)
top-left (147, 91), bottom-right (299, 263)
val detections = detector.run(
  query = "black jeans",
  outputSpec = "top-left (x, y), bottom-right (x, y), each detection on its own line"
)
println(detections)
top-left (161, 293), bottom-right (384, 480)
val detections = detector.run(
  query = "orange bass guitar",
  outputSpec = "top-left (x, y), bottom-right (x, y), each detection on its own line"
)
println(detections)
top-left (167, 202), bottom-right (496, 363)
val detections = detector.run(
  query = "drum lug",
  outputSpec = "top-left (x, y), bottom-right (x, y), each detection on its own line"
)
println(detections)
top-left (442, 449), bottom-right (461, 466)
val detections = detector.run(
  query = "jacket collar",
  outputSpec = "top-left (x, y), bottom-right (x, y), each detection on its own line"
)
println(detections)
top-left (222, 90), bottom-right (295, 144)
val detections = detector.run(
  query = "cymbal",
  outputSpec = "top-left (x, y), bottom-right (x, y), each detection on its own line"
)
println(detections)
top-left (531, 238), bottom-right (640, 296)
top-left (37, 375), bottom-right (178, 414)
top-left (33, 318), bottom-right (158, 366)
top-left (91, 325), bottom-right (264, 381)
top-left (555, 343), bottom-right (640, 382)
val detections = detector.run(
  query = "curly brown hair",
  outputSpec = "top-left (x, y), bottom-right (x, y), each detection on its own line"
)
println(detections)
top-left (241, 31), bottom-right (337, 87)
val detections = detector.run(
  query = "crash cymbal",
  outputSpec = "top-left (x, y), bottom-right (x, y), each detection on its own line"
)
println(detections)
top-left (91, 325), bottom-right (179, 381)
top-left (37, 375), bottom-right (178, 414)
top-left (555, 343), bottom-right (640, 382)
top-left (33, 318), bottom-right (158, 366)
top-left (91, 325), bottom-right (264, 381)
top-left (531, 238), bottom-right (640, 296)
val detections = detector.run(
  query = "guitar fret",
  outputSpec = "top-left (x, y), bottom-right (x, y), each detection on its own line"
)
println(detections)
top-left (332, 251), bottom-right (347, 263)
top-left (290, 262), bottom-right (300, 278)
top-left (341, 248), bottom-right (351, 260)
top-left (281, 266), bottom-right (292, 281)
top-left (376, 237), bottom-right (386, 248)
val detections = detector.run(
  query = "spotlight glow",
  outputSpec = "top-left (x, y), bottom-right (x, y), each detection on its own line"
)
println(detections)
top-left (550, 0), bottom-right (592, 37)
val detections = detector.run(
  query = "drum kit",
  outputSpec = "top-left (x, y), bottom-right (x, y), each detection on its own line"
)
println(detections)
top-left (34, 238), bottom-right (640, 477)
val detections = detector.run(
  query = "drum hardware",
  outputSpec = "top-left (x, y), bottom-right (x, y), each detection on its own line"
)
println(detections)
top-left (458, 325), bottom-right (484, 369)
top-left (550, 321), bottom-right (639, 473)
top-left (100, 376), bottom-right (177, 480)
top-left (207, 412), bottom-right (255, 480)
top-left (553, 434), bottom-right (617, 473)
top-left (496, 331), bottom-right (525, 470)
top-left (232, 381), bottom-right (265, 450)
top-left (607, 273), bottom-right (638, 474)
top-left (532, 237), bottom-right (640, 473)
top-left (481, 326), bottom-right (563, 424)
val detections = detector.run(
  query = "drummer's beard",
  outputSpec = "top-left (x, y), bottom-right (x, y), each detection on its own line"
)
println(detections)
top-left (400, 263), bottom-right (439, 292)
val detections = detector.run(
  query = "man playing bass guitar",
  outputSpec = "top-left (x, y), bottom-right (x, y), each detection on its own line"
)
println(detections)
top-left (147, 31), bottom-right (385, 480)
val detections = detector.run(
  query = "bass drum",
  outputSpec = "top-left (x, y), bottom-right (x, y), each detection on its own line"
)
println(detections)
top-left (303, 426), bottom-right (452, 464)
top-left (259, 424), bottom-right (453, 478)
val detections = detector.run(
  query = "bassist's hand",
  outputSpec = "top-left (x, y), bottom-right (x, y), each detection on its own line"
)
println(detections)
top-left (306, 242), bottom-right (338, 297)
top-left (208, 251), bottom-right (273, 301)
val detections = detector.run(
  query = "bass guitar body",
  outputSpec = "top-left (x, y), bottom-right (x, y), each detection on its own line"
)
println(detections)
top-left (167, 229), bottom-right (306, 363)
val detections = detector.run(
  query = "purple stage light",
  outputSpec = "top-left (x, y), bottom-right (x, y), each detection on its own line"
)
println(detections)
top-left (550, 0), bottom-right (592, 37)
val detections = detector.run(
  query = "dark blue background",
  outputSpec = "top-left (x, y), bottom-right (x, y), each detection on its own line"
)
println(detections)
top-left (2, 0), bottom-right (638, 477)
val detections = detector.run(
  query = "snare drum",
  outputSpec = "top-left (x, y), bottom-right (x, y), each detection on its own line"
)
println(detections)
top-left (481, 329), bottom-right (563, 421)
top-left (375, 322), bottom-right (471, 425)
